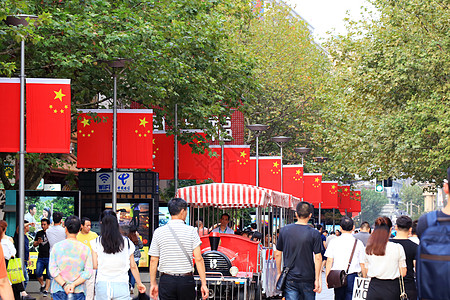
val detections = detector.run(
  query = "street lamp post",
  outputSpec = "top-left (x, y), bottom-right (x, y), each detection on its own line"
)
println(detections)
top-left (272, 136), bottom-right (291, 226)
top-left (5, 14), bottom-right (38, 261)
top-left (99, 59), bottom-right (130, 213)
top-left (247, 124), bottom-right (269, 232)
top-left (294, 147), bottom-right (311, 166)
top-left (313, 156), bottom-right (328, 226)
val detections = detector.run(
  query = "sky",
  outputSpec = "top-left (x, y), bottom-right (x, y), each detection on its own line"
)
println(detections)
top-left (285, 0), bottom-right (374, 42)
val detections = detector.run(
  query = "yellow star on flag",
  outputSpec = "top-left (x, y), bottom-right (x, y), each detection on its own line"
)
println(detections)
top-left (314, 177), bottom-right (320, 182)
top-left (49, 105), bottom-right (53, 109)
top-left (81, 118), bottom-right (90, 127)
top-left (273, 161), bottom-right (279, 168)
top-left (139, 117), bottom-right (149, 127)
top-left (331, 185), bottom-right (336, 189)
top-left (54, 89), bottom-right (66, 101)
top-left (240, 151), bottom-right (247, 158)
top-left (296, 169), bottom-right (301, 175)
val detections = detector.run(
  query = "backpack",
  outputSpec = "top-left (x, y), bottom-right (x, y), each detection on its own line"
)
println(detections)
top-left (416, 211), bottom-right (450, 299)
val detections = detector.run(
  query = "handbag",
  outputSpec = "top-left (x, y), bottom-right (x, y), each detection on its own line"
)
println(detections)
top-left (327, 239), bottom-right (357, 289)
top-left (399, 269), bottom-right (409, 300)
top-left (276, 242), bottom-right (301, 292)
top-left (6, 257), bottom-right (25, 284)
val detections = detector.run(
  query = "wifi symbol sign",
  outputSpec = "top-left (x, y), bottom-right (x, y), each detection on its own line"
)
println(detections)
top-left (99, 173), bottom-right (110, 183)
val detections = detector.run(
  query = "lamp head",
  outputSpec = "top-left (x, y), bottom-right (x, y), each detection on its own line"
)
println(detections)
top-left (5, 15), bottom-right (38, 27)
top-left (271, 136), bottom-right (292, 144)
top-left (294, 147), bottom-right (312, 155)
top-left (246, 124), bottom-right (269, 132)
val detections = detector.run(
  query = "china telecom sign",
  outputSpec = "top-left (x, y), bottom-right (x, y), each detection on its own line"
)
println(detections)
top-left (96, 172), bottom-right (133, 193)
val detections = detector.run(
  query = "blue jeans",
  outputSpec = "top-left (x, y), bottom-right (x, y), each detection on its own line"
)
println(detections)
top-left (52, 291), bottom-right (85, 300)
top-left (35, 257), bottom-right (49, 278)
top-left (284, 280), bottom-right (315, 300)
top-left (128, 270), bottom-right (135, 288)
top-left (334, 273), bottom-right (357, 300)
top-left (95, 281), bottom-right (130, 300)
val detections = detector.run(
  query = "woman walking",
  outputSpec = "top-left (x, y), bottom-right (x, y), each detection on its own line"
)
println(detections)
top-left (364, 217), bottom-right (407, 300)
top-left (91, 210), bottom-right (146, 299)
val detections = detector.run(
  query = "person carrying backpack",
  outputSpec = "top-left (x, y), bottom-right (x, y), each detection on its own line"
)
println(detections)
top-left (416, 167), bottom-right (450, 300)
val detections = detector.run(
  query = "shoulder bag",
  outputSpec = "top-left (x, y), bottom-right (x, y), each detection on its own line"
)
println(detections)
top-left (167, 224), bottom-right (194, 272)
top-left (327, 239), bottom-right (357, 288)
top-left (276, 241), bottom-right (301, 291)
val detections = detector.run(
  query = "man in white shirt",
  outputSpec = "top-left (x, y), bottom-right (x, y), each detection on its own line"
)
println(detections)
top-left (211, 213), bottom-right (234, 234)
top-left (46, 212), bottom-right (66, 252)
top-left (325, 217), bottom-right (366, 300)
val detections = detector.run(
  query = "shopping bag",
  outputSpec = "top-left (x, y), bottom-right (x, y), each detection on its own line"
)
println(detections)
top-left (6, 257), bottom-right (25, 284)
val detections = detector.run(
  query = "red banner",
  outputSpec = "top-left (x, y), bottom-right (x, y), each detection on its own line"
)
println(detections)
top-left (321, 181), bottom-right (339, 209)
top-left (152, 132), bottom-right (174, 180)
top-left (303, 173), bottom-right (322, 205)
top-left (338, 184), bottom-right (351, 210)
top-left (178, 132), bottom-right (212, 180)
top-left (223, 146), bottom-right (251, 184)
top-left (349, 190), bottom-right (362, 212)
top-left (258, 156), bottom-right (282, 191)
top-left (76, 112), bottom-right (113, 168)
top-left (117, 110), bottom-right (153, 169)
top-left (283, 165), bottom-right (303, 198)
top-left (26, 78), bottom-right (71, 153)
top-left (0, 78), bottom-right (20, 152)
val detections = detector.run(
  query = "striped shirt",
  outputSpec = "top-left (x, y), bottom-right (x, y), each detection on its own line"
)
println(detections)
top-left (149, 219), bottom-right (201, 274)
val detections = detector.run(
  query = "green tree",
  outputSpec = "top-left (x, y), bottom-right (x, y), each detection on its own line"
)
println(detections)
top-left (399, 184), bottom-right (424, 220)
top-left (322, 0), bottom-right (450, 183)
top-left (0, 0), bottom-right (257, 189)
top-left (359, 188), bottom-right (389, 226)
top-left (242, 2), bottom-right (332, 171)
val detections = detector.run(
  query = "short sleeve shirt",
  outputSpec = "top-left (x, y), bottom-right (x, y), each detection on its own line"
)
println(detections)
top-left (35, 230), bottom-right (50, 258)
top-left (276, 224), bottom-right (322, 283)
top-left (390, 239), bottom-right (418, 283)
top-left (149, 219), bottom-right (201, 274)
top-left (211, 226), bottom-right (234, 234)
top-left (325, 233), bottom-right (365, 273)
top-left (91, 236), bottom-right (135, 282)
top-left (365, 241), bottom-right (406, 279)
top-left (46, 225), bottom-right (66, 252)
top-left (77, 231), bottom-right (98, 251)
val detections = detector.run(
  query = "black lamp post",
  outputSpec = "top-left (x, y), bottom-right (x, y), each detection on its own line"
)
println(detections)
top-left (5, 14), bottom-right (38, 261)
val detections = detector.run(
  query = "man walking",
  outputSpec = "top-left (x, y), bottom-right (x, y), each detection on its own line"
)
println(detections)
top-left (275, 202), bottom-right (323, 300)
top-left (49, 215), bottom-right (93, 300)
top-left (391, 215), bottom-right (417, 300)
top-left (77, 217), bottom-right (98, 300)
top-left (353, 221), bottom-right (371, 246)
top-left (46, 212), bottom-right (66, 252)
top-left (149, 198), bottom-right (208, 300)
top-left (325, 217), bottom-right (366, 300)
top-left (34, 218), bottom-right (51, 296)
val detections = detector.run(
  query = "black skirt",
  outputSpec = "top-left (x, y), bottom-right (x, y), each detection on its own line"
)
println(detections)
top-left (366, 277), bottom-right (400, 300)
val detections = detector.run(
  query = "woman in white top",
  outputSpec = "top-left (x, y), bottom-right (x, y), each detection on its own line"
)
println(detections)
top-left (0, 220), bottom-right (16, 260)
top-left (91, 210), bottom-right (146, 299)
top-left (364, 217), bottom-right (407, 300)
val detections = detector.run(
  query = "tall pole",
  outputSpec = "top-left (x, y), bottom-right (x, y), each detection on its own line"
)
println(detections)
top-left (112, 73), bottom-right (117, 212)
top-left (221, 143), bottom-right (224, 183)
top-left (174, 104), bottom-right (178, 193)
top-left (255, 135), bottom-right (260, 231)
top-left (272, 136), bottom-right (291, 226)
top-left (18, 38), bottom-right (25, 260)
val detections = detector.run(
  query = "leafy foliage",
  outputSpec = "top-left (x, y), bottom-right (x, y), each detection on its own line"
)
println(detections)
top-left (323, 0), bottom-right (450, 183)
top-left (359, 188), bottom-right (389, 226)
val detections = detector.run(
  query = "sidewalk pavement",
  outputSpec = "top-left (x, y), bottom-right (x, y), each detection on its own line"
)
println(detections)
top-left (24, 272), bottom-right (335, 299)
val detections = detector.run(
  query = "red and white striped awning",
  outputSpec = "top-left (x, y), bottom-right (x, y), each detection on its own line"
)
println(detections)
top-left (258, 187), bottom-right (292, 208)
top-left (290, 196), bottom-right (302, 211)
top-left (176, 183), bottom-right (272, 208)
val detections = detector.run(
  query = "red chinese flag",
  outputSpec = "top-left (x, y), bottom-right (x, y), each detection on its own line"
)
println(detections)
top-left (321, 181), bottom-right (339, 209)
top-left (349, 190), bottom-right (362, 212)
top-left (76, 111), bottom-right (113, 168)
top-left (117, 110), bottom-right (153, 169)
top-left (223, 146), bottom-right (251, 184)
top-left (26, 78), bottom-right (71, 153)
top-left (283, 165), bottom-right (303, 198)
top-left (207, 146), bottom-right (222, 182)
top-left (303, 173), bottom-right (322, 205)
top-left (152, 132), bottom-right (174, 180)
top-left (258, 156), bottom-right (282, 191)
top-left (247, 157), bottom-right (257, 186)
top-left (0, 78), bottom-right (20, 152)
top-left (178, 132), bottom-right (212, 180)
top-left (338, 184), bottom-right (351, 210)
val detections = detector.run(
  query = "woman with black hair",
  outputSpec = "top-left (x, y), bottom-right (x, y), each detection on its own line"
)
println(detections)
top-left (364, 217), bottom-right (407, 300)
top-left (91, 210), bottom-right (146, 299)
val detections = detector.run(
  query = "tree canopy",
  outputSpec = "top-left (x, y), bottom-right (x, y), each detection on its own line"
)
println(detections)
top-left (323, 0), bottom-right (450, 183)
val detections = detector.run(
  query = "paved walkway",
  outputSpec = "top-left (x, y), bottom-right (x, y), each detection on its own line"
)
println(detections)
top-left (24, 272), bottom-right (335, 299)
